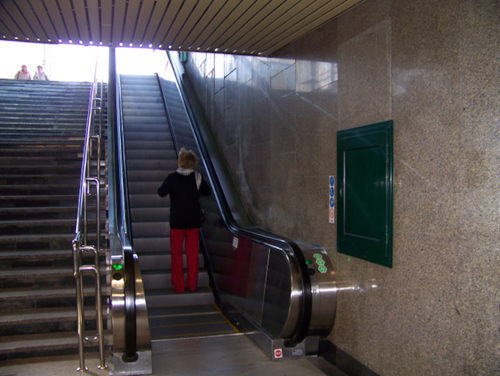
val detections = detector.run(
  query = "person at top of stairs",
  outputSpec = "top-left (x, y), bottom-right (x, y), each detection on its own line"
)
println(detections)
top-left (158, 147), bottom-right (211, 293)
top-left (14, 65), bottom-right (31, 80)
top-left (33, 65), bottom-right (49, 80)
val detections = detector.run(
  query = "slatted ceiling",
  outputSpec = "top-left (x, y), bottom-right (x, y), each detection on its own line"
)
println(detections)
top-left (58, 0), bottom-right (78, 42)
top-left (0, 21), bottom-right (15, 40)
top-left (222, 0), bottom-right (283, 50)
top-left (152, 1), bottom-right (181, 48)
top-left (73, 0), bottom-right (89, 43)
top-left (198, 1), bottom-right (240, 50)
top-left (44, 0), bottom-right (65, 41)
top-left (1, 0), bottom-right (23, 38)
top-left (2, 0), bottom-right (35, 41)
top-left (30, 0), bottom-right (57, 41)
top-left (0, 5), bottom-right (23, 40)
top-left (253, 0), bottom-right (328, 53)
top-left (47, 0), bottom-right (69, 41)
top-left (171, 1), bottom-right (209, 48)
top-left (232, 0), bottom-right (301, 53)
top-left (250, 1), bottom-right (327, 53)
top-left (0, 6), bottom-right (13, 35)
top-left (162, 1), bottom-right (197, 48)
top-left (131, 0), bottom-right (151, 45)
top-left (0, 0), bottom-right (364, 56)
top-left (205, 0), bottom-right (256, 50)
top-left (86, 0), bottom-right (100, 44)
top-left (142, 1), bottom-right (167, 46)
top-left (112, 1), bottom-right (126, 44)
top-left (0, 21), bottom-right (11, 39)
top-left (212, 0), bottom-right (271, 50)
top-left (276, 0), bottom-right (356, 47)
top-left (100, 0), bottom-right (113, 45)
top-left (16, 0), bottom-right (43, 41)
top-left (181, 0), bottom-right (226, 49)
top-left (334, 0), bottom-right (365, 19)
top-left (123, 1), bottom-right (140, 45)
top-left (262, 0), bottom-right (363, 54)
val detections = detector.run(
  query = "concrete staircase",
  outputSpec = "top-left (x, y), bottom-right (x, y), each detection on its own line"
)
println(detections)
top-left (0, 79), bottom-right (109, 360)
top-left (120, 75), bottom-right (235, 340)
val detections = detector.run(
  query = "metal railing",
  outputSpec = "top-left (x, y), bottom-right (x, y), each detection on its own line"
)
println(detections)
top-left (72, 61), bottom-right (107, 372)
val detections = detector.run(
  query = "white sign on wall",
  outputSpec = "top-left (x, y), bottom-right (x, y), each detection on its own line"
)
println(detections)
top-left (329, 176), bottom-right (335, 224)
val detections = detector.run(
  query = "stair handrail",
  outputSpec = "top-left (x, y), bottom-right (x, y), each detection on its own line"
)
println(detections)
top-left (72, 58), bottom-right (107, 372)
top-left (166, 52), bottom-right (312, 347)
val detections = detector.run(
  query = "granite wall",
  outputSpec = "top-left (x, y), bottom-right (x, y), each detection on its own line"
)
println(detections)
top-left (183, 0), bottom-right (500, 374)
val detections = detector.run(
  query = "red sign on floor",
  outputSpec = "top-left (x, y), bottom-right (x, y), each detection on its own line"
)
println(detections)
top-left (274, 348), bottom-right (283, 359)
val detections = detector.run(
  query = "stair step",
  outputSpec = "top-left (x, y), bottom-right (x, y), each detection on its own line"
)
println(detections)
top-left (0, 306), bottom-right (109, 326)
top-left (0, 285), bottom-right (111, 301)
top-left (0, 267), bottom-right (75, 278)
top-left (0, 218), bottom-right (102, 228)
top-left (0, 233), bottom-right (97, 247)
top-left (0, 198), bottom-right (102, 211)
top-left (0, 183), bottom-right (79, 195)
top-left (0, 224), bottom-right (102, 237)
top-left (0, 250), bottom-right (71, 259)
top-left (0, 331), bottom-right (112, 357)
top-left (0, 137), bottom-right (85, 144)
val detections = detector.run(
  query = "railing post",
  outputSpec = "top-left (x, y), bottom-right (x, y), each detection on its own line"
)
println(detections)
top-left (86, 177), bottom-right (101, 257)
top-left (73, 237), bottom-right (87, 372)
top-left (79, 262), bottom-right (106, 370)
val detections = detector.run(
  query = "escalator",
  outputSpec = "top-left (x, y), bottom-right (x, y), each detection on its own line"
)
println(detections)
top-left (110, 51), bottom-right (336, 371)
top-left (119, 75), bottom-right (236, 339)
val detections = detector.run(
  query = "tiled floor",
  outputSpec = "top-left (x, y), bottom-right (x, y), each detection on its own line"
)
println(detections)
top-left (0, 335), bottom-right (334, 376)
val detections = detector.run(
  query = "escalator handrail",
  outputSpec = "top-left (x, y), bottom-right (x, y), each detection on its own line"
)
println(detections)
top-left (166, 52), bottom-right (312, 346)
top-left (114, 73), bottom-right (137, 360)
top-left (155, 73), bottom-right (180, 155)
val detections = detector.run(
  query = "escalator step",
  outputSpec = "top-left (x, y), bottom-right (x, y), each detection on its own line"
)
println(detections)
top-left (149, 311), bottom-right (237, 340)
top-left (145, 287), bottom-right (214, 308)
top-left (148, 303), bottom-right (219, 318)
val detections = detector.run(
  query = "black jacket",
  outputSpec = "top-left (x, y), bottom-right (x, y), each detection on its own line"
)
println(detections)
top-left (158, 171), bottom-right (211, 229)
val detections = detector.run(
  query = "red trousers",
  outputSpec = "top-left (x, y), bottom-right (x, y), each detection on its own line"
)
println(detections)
top-left (170, 228), bottom-right (200, 293)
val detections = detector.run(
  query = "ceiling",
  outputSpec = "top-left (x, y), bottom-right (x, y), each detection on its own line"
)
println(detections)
top-left (0, 0), bottom-right (363, 56)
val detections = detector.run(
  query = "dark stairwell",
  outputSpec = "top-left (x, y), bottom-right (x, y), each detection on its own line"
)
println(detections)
top-left (0, 79), bottom-right (109, 360)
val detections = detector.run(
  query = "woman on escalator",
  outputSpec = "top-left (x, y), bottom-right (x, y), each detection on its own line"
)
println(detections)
top-left (158, 148), bottom-right (211, 293)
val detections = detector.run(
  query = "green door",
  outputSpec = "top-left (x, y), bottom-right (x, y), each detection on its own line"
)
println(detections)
top-left (337, 121), bottom-right (393, 268)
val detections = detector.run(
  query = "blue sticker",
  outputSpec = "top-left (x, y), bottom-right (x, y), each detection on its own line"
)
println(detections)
top-left (330, 176), bottom-right (334, 186)
top-left (330, 187), bottom-right (334, 196)
top-left (330, 198), bottom-right (334, 207)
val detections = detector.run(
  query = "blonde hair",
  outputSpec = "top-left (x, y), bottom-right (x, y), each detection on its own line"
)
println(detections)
top-left (178, 147), bottom-right (199, 169)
